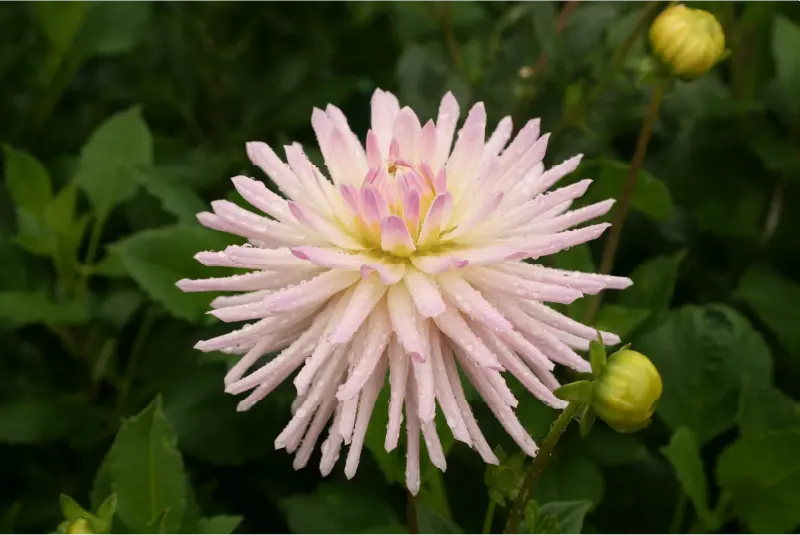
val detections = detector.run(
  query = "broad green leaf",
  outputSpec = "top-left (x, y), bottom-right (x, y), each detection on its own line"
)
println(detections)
top-left (772, 15), bottom-right (800, 112)
top-left (538, 501), bottom-right (593, 534)
top-left (35, 2), bottom-right (88, 52)
top-left (619, 251), bottom-right (686, 314)
top-left (136, 168), bottom-right (206, 223)
top-left (716, 430), bottom-right (800, 534)
top-left (554, 381), bottom-right (593, 402)
top-left (75, 107), bottom-right (153, 217)
top-left (279, 483), bottom-right (399, 534)
top-left (3, 145), bottom-right (53, 217)
top-left (737, 380), bottom-right (800, 438)
top-left (196, 515), bottom-right (243, 534)
top-left (108, 396), bottom-right (187, 534)
top-left (637, 305), bottom-right (772, 444)
top-left (595, 305), bottom-right (650, 340)
top-left (0, 292), bottom-right (87, 327)
top-left (110, 225), bottom-right (237, 321)
top-left (528, 1), bottom-right (557, 58)
top-left (0, 397), bottom-right (90, 444)
top-left (579, 158), bottom-right (674, 222)
top-left (735, 267), bottom-right (800, 357)
top-left (417, 504), bottom-right (462, 534)
top-left (59, 494), bottom-right (89, 522)
top-left (575, 427), bottom-right (652, 467)
top-left (661, 428), bottom-right (715, 528)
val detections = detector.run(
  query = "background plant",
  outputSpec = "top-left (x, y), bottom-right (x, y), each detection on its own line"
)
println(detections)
top-left (2, 1), bottom-right (800, 534)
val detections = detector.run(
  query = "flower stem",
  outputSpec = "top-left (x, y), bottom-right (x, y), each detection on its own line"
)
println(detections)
top-left (116, 307), bottom-right (157, 415)
top-left (583, 80), bottom-right (667, 325)
top-left (503, 401), bottom-right (582, 534)
top-left (482, 500), bottom-right (497, 534)
top-left (407, 492), bottom-right (419, 534)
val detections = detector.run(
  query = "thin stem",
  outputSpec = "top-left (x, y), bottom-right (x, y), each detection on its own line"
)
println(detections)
top-left (669, 492), bottom-right (687, 534)
top-left (504, 402), bottom-right (582, 534)
top-left (439, 2), bottom-right (462, 72)
top-left (583, 80), bottom-right (667, 325)
top-left (482, 500), bottom-right (497, 534)
top-left (407, 492), bottom-right (419, 534)
top-left (116, 307), bottom-right (157, 415)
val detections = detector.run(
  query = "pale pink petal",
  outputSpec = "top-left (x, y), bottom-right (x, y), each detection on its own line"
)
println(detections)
top-left (420, 120), bottom-right (438, 166)
top-left (437, 272), bottom-right (513, 333)
top-left (433, 307), bottom-right (502, 370)
top-left (417, 192), bottom-right (453, 245)
top-left (517, 223), bottom-right (611, 260)
top-left (177, 271), bottom-right (284, 293)
top-left (362, 183), bottom-right (389, 225)
top-left (429, 329), bottom-right (471, 444)
top-left (463, 267), bottom-right (584, 304)
top-left (404, 383), bottom-right (422, 496)
top-left (385, 337), bottom-right (409, 452)
top-left (445, 191), bottom-right (503, 240)
top-left (410, 338), bottom-right (436, 422)
top-left (493, 134), bottom-right (550, 196)
top-left (434, 92), bottom-right (460, 170)
top-left (338, 391), bottom-right (359, 445)
top-left (480, 116), bottom-right (513, 172)
top-left (410, 370), bottom-right (446, 471)
top-left (517, 199), bottom-right (615, 235)
top-left (319, 405), bottom-right (344, 476)
top-left (230, 176), bottom-right (294, 223)
top-left (512, 154), bottom-right (583, 205)
top-left (344, 353), bottom-right (388, 478)
top-left (328, 274), bottom-right (388, 344)
top-left (403, 266), bottom-right (447, 318)
top-left (246, 142), bottom-right (304, 200)
top-left (446, 102), bottom-right (486, 194)
top-left (387, 284), bottom-right (427, 362)
top-left (496, 119), bottom-right (540, 178)
top-left (325, 104), bottom-right (368, 173)
top-left (371, 89), bottom-right (401, 156)
top-left (366, 130), bottom-right (382, 169)
top-left (293, 394), bottom-right (337, 469)
top-left (521, 300), bottom-right (621, 344)
top-left (288, 201), bottom-right (364, 250)
top-left (410, 255), bottom-right (468, 275)
top-left (495, 179), bottom-right (594, 232)
top-left (393, 107), bottom-right (423, 163)
top-left (336, 299), bottom-right (392, 400)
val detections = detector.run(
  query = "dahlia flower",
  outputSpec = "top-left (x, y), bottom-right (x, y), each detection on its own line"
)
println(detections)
top-left (177, 89), bottom-right (631, 493)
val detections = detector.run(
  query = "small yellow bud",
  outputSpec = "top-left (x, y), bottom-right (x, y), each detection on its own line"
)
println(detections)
top-left (66, 519), bottom-right (94, 535)
top-left (649, 4), bottom-right (726, 80)
top-left (591, 349), bottom-right (663, 433)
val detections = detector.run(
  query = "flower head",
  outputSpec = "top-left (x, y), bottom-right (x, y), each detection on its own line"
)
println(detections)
top-left (178, 89), bottom-right (632, 493)
top-left (649, 4), bottom-right (726, 81)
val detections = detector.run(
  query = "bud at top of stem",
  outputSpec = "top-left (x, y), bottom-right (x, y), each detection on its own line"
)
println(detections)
top-left (649, 4), bottom-right (726, 81)
top-left (591, 349), bottom-right (663, 433)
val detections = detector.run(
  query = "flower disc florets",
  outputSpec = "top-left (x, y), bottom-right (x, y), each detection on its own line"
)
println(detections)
top-left (177, 89), bottom-right (632, 493)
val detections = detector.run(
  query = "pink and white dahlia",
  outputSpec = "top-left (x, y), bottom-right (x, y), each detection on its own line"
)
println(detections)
top-left (178, 89), bottom-right (631, 493)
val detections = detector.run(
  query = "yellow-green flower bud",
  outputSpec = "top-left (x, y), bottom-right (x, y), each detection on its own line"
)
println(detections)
top-left (591, 349), bottom-right (662, 433)
top-left (66, 518), bottom-right (94, 535)
top-left (649, 4), bottom-right (726, 80)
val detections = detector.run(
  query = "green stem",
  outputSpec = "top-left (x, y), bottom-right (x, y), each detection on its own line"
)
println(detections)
top-left (669, 492), bottom-right (687, 534)
top-left (482, 500), bottom-right (497, 534)
top-left (116, 307), bottom-right (157, 415)
top-left (407, 492), bottom-right (419, 535)
top-left (583, 79), bottom-right (667, 325)
top-left (504, 402), bottom-right (582, 534)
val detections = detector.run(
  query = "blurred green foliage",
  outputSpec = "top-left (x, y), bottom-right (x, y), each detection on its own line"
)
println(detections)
top-left (2, 1), bottom-right (800, 533)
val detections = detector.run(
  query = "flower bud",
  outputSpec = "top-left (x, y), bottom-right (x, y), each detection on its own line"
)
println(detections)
top-left (649, 4), bottom-right (726, 80)
top-left (66, 519), bottom-right (94, 535)
top-left (591, 349), bottom-right (662, 433)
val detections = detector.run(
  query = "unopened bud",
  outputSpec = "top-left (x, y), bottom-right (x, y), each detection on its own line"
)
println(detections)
top-left (649, 4), bottom-right (726, 80)
top-left (67, 519), bottom-right (94, 535)
top-left (591, 349), bottom-right (662, 433)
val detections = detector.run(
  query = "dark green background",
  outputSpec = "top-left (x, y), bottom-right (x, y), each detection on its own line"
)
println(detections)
top-left (2, 2), bottom-right (800, 533)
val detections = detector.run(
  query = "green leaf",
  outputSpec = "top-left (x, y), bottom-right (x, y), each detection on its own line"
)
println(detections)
top-left (594, 305), bottom-right (650, 340)
top-left (554, 381), bottom-right (593, 403)
top-left (95, 494), bottom-right (118, 525)
top-left (538, 501), bottom-right (593, 534)
top-left (535, 455), bottom-right (604, 508)
top-left (619, 251), bottom-right (686, 314)
top-left (136, 168), bottom-right (207, 223)
top-left (661, 428), bottom-right (716, 529)
top-left (35, 2), bottom-right (89, 52)
top-left (110, 225), bottom-right (237, 321)
top-left (279, 483), bottom-right (400, 534)
top-left (578, 403), bottom-right (595, 438)
top-left (59, 494), bottom-right (89, 522)
top-left (579, 158), bottom-right (674, 222)
top-left (75, 107), bottom-right (153, 217)
top-left (108, 396), bottom-right (187, 534)
top-left (0, 397), bottom-right (91, 444)
top-left (716, 430), bottom-right (800, 534)
top-left (529, 1), bottom-right (557, 58)
top-left (79, 2), bottom-right (151, 57)
top-left (636, 305), bottom-right (773, 444)
top-left (0, 292), bottom-right (88, 327)
top-left (735, 267), bottom-right (800, 357)
top-left (772, 15), bottom-right (800, 112)
top-left (417, 504), bottom-right (462, 534)
top-left (576, 427), bottom-right (652, 467)
top-left (196, 515), bottom-right (243, 534)
top-left (737, 380), bottom-right (800, 438)
top-left (588, 334), bottom-right (606, 376)
top-left (3, 145), bottom-right (53, 217)
top-left (485, 446), bottom-right (526, 506)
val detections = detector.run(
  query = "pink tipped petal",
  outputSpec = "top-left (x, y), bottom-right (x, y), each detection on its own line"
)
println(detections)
top-left (385, 338), bottom-right (409, 452)
top-left (288, 201), bottom-right (364, 250)
top-left (362, 183), bottom-right (389, 226)
top-left (411, 255), bottom-right (469, 275)
top-left (434, 92), bottom-right (460, 169)
top-left (380, 216), bottom-right (416, 256)
top-left (336, 301), bottom-right (392, 400)
top-left (365, 130), bottom-right (382, 169)
top-left (429, 330), bottom-right (471, 444)
top-left (246, 142), bottom-right (303, 200)
top-left (520, 199), bottom-right (616, 235)
top-left (404, 385), bottom-right (422, 495)
top-left (433, 308), bottom-right (502, 370)
top-left (344, 353), bottom-right (388, 478)
top-left (464, 267), bottom-right (583, 305)
top-left (387, 284), bottom-right (427, 362)
top-left (418, 192), bottom-right (453, 245)
top-left (411, 347), bottom-right (436, 423)
top-left (393, 107), bottom-right (423, 163)
top-left (371, 89), bottom-right (401, 156)
top-left (437, 272), bottom-right (513, 332)
top-left (420, 120), bottom-right (438, 166)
